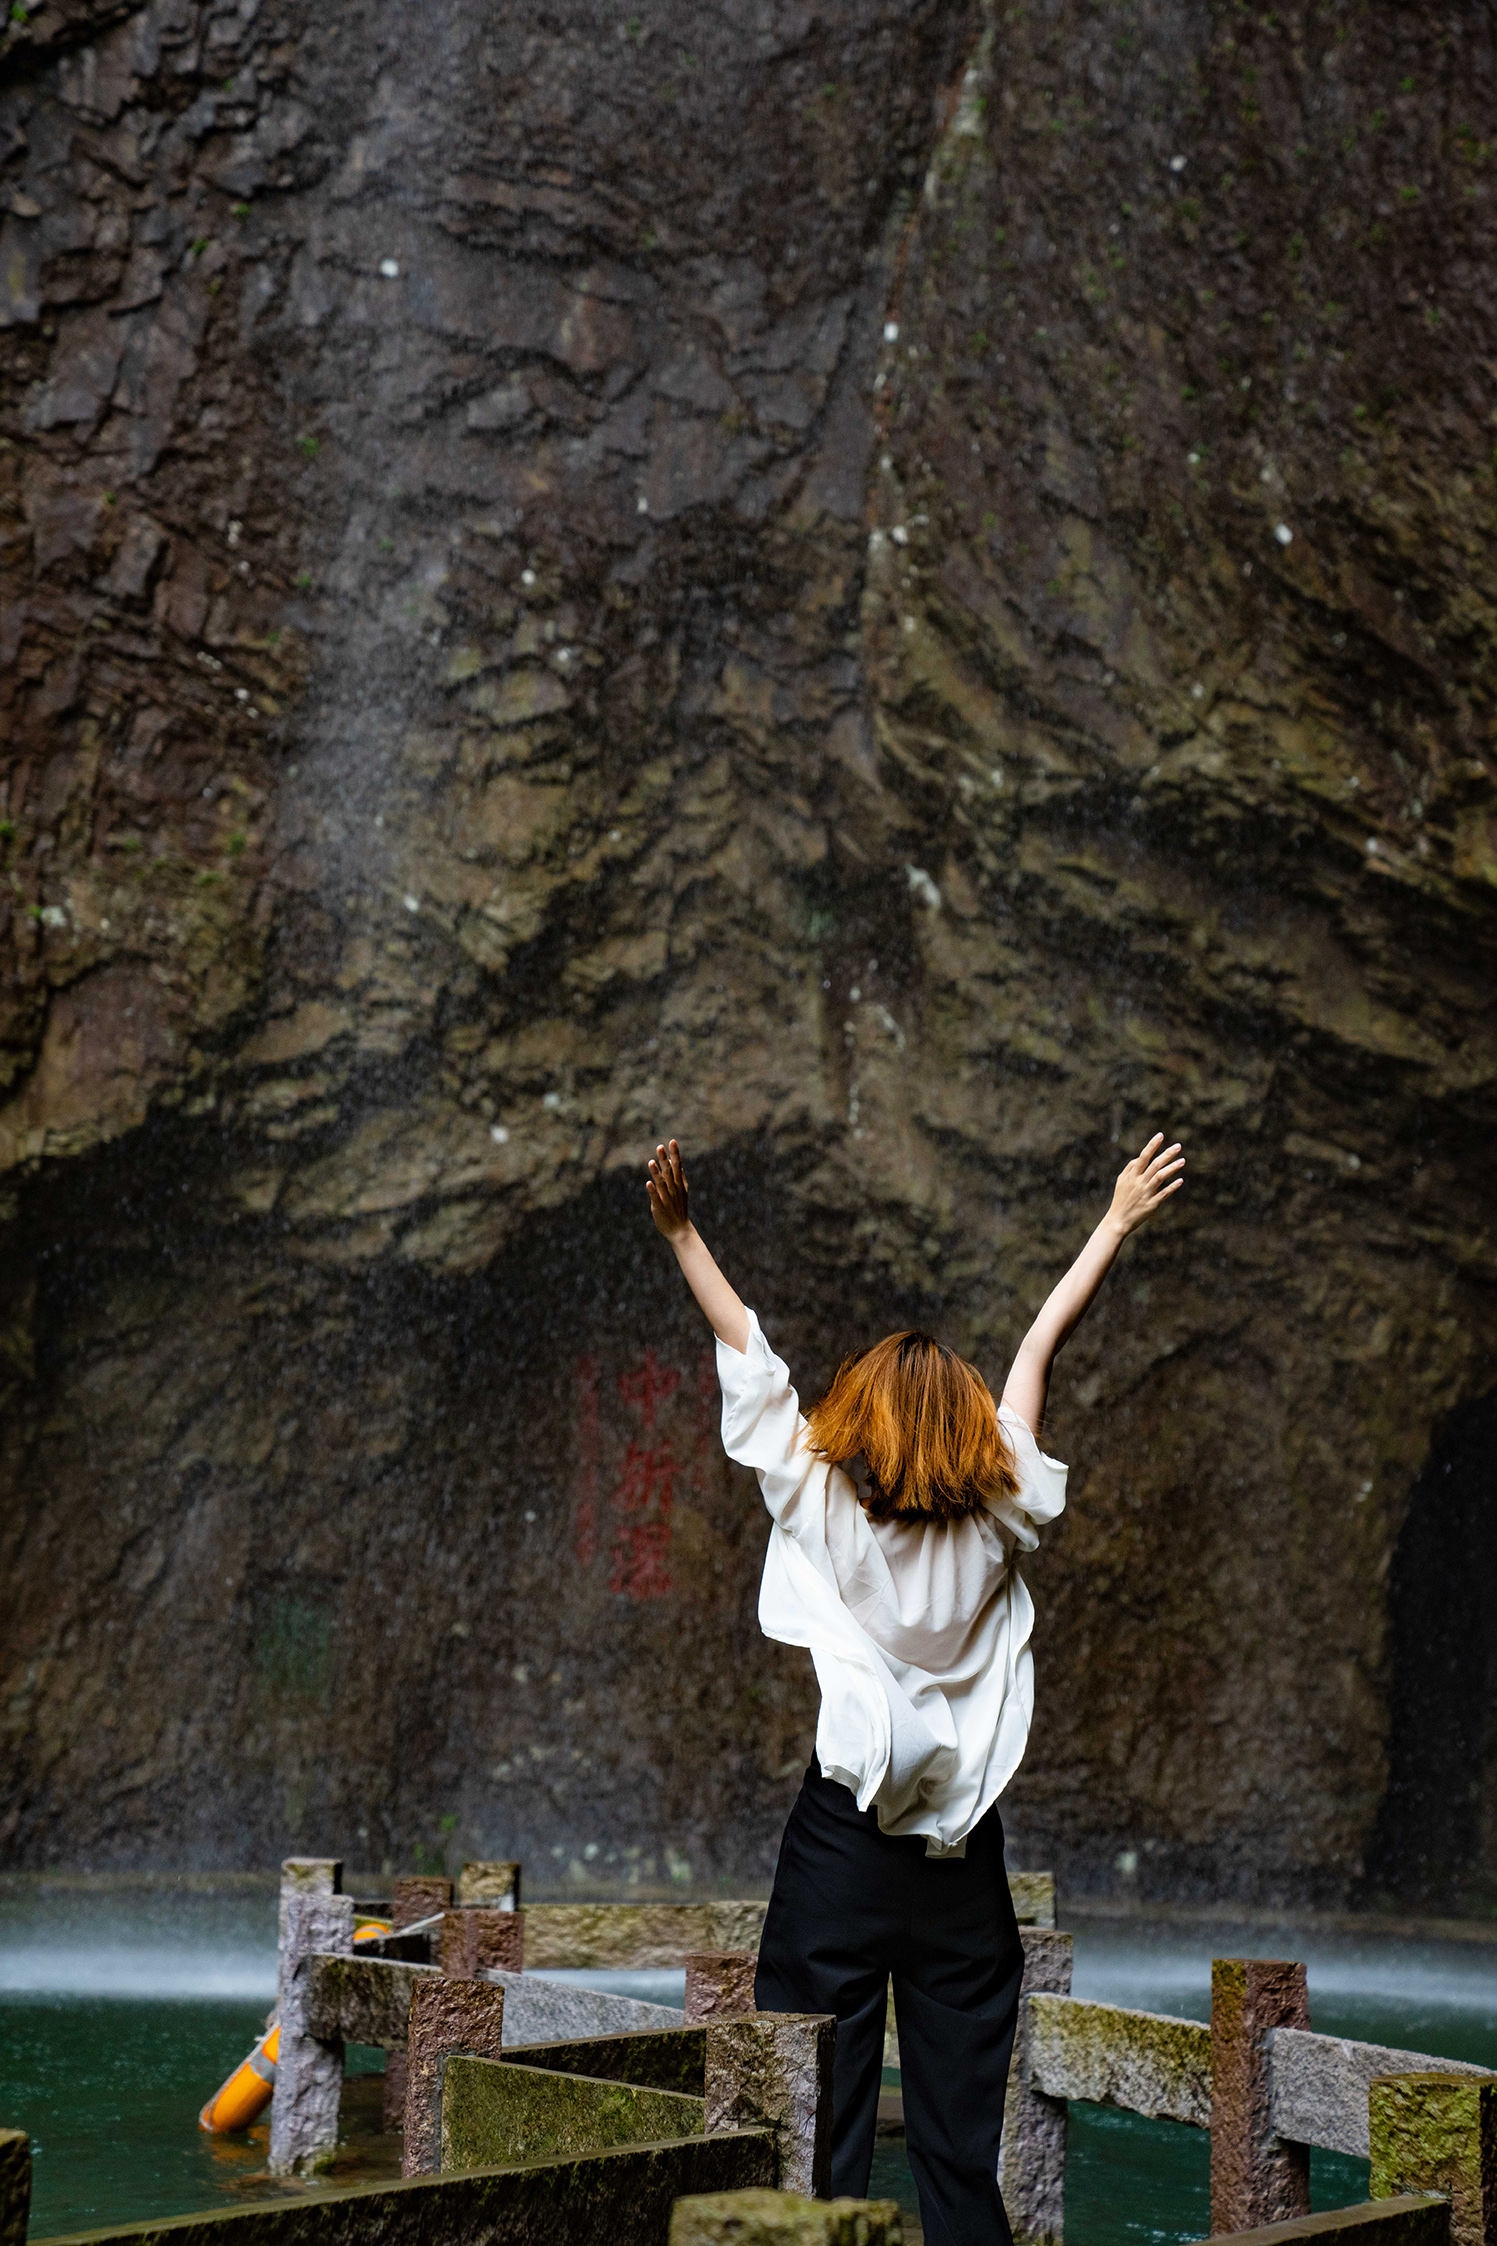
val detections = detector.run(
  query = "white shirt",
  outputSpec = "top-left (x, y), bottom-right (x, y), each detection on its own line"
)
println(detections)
top-left (719, 1310), bottom-right (1068, 1857)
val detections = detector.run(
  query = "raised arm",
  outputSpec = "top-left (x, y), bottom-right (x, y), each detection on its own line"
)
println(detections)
top-left (645, 1139), bottom-right (751, 1354)
top-left (1001, 1132), bottom-right (1185, 1438)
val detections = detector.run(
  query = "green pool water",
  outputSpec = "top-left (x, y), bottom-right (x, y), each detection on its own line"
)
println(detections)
top-left (3, 1891), bottom-right (1495, 2245)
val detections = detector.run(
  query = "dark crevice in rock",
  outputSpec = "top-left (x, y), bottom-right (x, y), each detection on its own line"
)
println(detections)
top-left (1361, 1383), bottom-right (1497, 1912)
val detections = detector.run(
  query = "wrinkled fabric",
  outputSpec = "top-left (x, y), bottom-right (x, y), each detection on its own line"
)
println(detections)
top-left (719, 1310), bottom-right (1068, 1856)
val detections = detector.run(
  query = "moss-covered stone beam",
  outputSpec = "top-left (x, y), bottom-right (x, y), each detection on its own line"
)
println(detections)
top-left (1007, 1875), bottom-right (1055, 1930)
top-left (670, 2192), bottom-right (905, 2246)
top-left (1026, 1993), bottom-right (1211, 2127)
top-left (29, 2129), bottom-right (775, 2246)
top-left (1184, 2196), bottom-right (1450, 2246)
top-left (523, 1904), bottom-right (770, 1971)
top-left (500, 2028), bottom-right (707, 2098)
top-left (441, 2055), bottom-right (704, 2172)
top-left (520, 1883), bottom-right (1048, 1970)
top-left (305, 1955), bottom-right (442, 2050)
top-left (1273, 2035), bottom-right (1496, 2161)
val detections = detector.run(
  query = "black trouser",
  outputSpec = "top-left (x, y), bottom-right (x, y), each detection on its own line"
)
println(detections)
top-left (755, 1764), bottom-right (1023, 2246)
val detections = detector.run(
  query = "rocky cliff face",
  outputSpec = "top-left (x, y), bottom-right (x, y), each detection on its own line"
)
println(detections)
top-left (2, 0), bottom-right (1494, 1905)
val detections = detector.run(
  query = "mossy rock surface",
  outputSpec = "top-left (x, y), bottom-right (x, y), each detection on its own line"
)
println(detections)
top-left (34, 2131), bottom-right (774, 2246)
top-left (442, 2055), bottom-right (705, 2171)
top-left (670, 2190), bottom-right (903, 2246)
top-left (502, 2029), bottom-right (707, 2098)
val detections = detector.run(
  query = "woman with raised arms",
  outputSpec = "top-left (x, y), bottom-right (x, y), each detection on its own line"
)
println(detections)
top-left (645, 1130), bottom-right (1184, 2246)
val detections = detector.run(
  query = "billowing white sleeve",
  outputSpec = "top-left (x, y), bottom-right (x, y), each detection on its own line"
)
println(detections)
top-left (717, 1309), bottom-right (822, 1531)
top-left (986, 1404), bottom-right (1068, 1550)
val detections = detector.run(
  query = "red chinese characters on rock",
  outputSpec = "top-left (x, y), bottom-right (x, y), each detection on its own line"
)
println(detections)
top-left (571, 1347), bottom-right (720, 1601)
top-left (610, 1351), bottom-right (680, 1598)
top-left (573, 1354), bottom-right (600, 1570)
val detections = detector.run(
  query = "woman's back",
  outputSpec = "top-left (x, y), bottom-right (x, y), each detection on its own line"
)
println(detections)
top-left (718, 1307), bottom-right (1067, 1852)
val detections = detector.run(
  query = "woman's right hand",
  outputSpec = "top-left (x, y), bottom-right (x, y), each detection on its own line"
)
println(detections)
top-left (646, 1138), bottom-right (692, 1241)
top-left (645, 1139), bottom-right (751, 1351)
top-left (1105, 1133), bottom-right (1185, 1237)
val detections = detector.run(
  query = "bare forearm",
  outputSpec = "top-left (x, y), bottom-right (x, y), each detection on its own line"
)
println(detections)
top-left (1000, 1132), bottom-right (1185, 1435)
top-left (671, 1225), bottom-right (750, 1354)
top-left (1002, 1218), bottom-right (1124, 1432)
top-left (1027, 1215), bottom-right (1127, 1362)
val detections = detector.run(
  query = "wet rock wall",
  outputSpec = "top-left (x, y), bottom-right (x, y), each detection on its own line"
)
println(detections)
top-left (2, 0), bottom-right (1495, 1903)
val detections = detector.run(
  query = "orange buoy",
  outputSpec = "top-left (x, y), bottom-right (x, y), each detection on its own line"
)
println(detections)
top-left (198, 1920), bottom-right (393, 2132)
top-left (199, 2023), bottom-right (279, 2133)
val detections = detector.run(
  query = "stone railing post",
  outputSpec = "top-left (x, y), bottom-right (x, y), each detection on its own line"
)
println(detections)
top-left (1211, 1959), bottom-right (1312, 2232)
top-left (440, 1908), bottom-right (525, 1978)
top-left (401, 1975), bottom-right (507, 2177)
top-left (1370, 2072), bottom-right (1497, 2246)
top-left (0, 2127), bottom-right (31, 2246)
top-left (381, 1875), bottom-right (456, 2129)
top-left (391, 1874), bottom-right (455, 1927)
top-left (686, 1952), bottom-right (759, 2023)
top-left (267, 1858), bottom-right (354, 2178)
top-left (456, 1860), bottom-right (521, 1908)
top-left (1001, 1927), bottom-right (1074, 2246)
top-left (706, 2014), bottom-right (836, 2198)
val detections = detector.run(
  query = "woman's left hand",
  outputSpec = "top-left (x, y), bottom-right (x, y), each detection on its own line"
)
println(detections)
top-left (1105, 1133), bottom-right (1185, 1237)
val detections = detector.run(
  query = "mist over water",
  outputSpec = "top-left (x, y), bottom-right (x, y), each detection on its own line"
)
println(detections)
top-left (7, 1889), bottom-right (1497, 2047)
top-left (0, 1891), bottom-right (279, 2004)
top-left (1069, 1912), bottom-right (1497, 2064)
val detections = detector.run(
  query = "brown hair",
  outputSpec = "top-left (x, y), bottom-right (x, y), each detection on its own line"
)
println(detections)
top-left (802, 1331), bottom-right (1019, 1524)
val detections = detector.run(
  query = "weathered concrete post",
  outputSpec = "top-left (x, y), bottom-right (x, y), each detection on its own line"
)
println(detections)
top-left (0, 2128), bottom-right (31, 2246)
top-left (456, 1860), bottom-right (521, 1908)
top-left (1210, 1958), bottom-right (1312, 2232)
top-left (401, 1975), bottom-right (507, 2178)
top-left (267, 1859), bottom-right (354, 2178)
top-left (382, 1874), bottom-right (457, 2130)
top-left (1370, 2073), bottom-right (1497, 2246)
top-left (1000, 1927), bottom-right (1074, 2246)
top-left (439, 1908), bottom-right (525, 1978)
top-left (686, 1952), bottom-right (760, 2023)
top-left (706, 2014), bottom-right (836, 2198)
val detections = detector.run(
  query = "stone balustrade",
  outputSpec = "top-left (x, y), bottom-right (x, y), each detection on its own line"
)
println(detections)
top-left (7, 1854), bottom-right (1496, 2246)
top-left (1026, 1993), bottom-right (1212, 2126)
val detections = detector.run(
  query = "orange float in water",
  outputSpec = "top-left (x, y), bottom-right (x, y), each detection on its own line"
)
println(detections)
top-left (198, 1919), bottom-right (391, 2133)
top-left (198, 2023), bottom-right (279, 2134)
